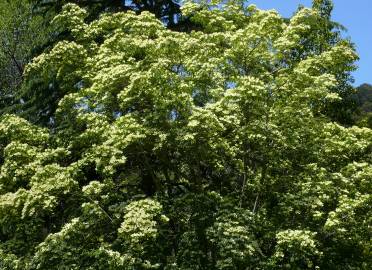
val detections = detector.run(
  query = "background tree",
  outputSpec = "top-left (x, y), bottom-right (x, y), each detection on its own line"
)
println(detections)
top-left (303, 0), bottom-right (358, 125)
top-left (354, 83), bottom-right (372, 128)
top-left (0, 0), bottom-right (49, 115)
top-left (31, 0), bottom-right (182, 26)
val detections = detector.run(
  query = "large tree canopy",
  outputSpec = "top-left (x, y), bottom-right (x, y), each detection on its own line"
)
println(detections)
top-left (0, 0), bottom-right (185, 125)
top-left (0, 1), bottom-right (371, 269)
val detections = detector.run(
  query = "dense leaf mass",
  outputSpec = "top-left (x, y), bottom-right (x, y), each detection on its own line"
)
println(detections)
top-left (354, 84), bottom-right (372, 128)
top-left (0, 0), bottom-right (49, 115)
top-left (0, 2), bottom-right (371, 269)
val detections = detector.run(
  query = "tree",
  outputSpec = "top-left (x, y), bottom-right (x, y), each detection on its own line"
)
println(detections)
top-left (0, 1), bottom-right (371, 269)
top-left (17, 0), bottom-right (185, 126)
top-left (0, 0), bottom-right (49, 115)
top-left (307, 0), bottom-right (358, 125)
top-left (354, 84), bottom-right (372, 128)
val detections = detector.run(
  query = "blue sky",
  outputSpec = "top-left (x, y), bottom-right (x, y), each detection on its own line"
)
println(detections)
top-left (251, 0), bottom-right (371, 86)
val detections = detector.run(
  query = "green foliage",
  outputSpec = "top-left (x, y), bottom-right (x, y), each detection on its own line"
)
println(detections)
top-left (270, 230), bottom-right (322, 269)
top-left (2, 0), bottom-right (183, 127)
top-left (0, 0), bottom-right (49, 114)
top-left (0, 1), bottom-right (371, 269)
top-left (207, 209), bottom-right (261, 269)
top-left (354, 84), bottom-right (372, 128)
top-left (31, 0), bottom-right (181, 26)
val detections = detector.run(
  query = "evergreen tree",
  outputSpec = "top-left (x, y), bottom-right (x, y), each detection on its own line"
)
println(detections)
top-left (0, 0), bottom-right (49, 115)
top-left (311, 0), bottom-right (358, 125)
top-left (354, 84), bottom-right (372, 128)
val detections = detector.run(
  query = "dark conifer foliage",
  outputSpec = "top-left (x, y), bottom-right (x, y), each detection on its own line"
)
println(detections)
top-left (32, 0), bottom-right (182, 25)
top-left (354, 84), bottom-right (372, 127)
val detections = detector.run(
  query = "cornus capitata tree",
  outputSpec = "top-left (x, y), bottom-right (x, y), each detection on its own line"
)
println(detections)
top-left (0, 1), bottom-right (370, 269)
